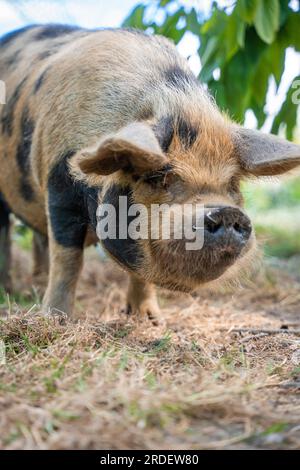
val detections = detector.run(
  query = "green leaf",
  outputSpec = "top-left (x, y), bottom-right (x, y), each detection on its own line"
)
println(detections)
top-left (186, 8), bottom-right (201, 35)
top-left (251, 38), bottom-right (285, 109)
top-left (267, 40), bottom-right (286, 87)
top-left (156, 8), bottom-right (185, 40)
top-left (167, 27), bottom-right (186, 44)
top-left (237, 20), bottom-right (246, 48)
top-left (208, 79), bottom-right (227, 110)
top-left (280, 11), bottom-right (300, 51)
top-left (251, 56), bottom-right (270, 107)
top-left (251, 101), bottom-right (267, 128)
top-left (279, 0), bottom-right (292, 27)
top-left (216, 52), bottom-right (253, 121)
top-left (199, 60), bottom-right (220, 83)
top-left (201, 8), bottom-right (227, 37)
top-left (254, 0), bottom-right (280, 44)
top-left (200, 36), bottom-right (219, 69)
top-left (224, 12), bottom-right (246, 59)
top-left (271, 76), bottom-right (300, 139)
top-left (122, 4), bottom-right (147, 29)
top-left (198, 10), bottom-right (228, 80)
top-left (237, 0), bottom-right (259, 23)
top-left (159, 0), bottom-right (172, 6)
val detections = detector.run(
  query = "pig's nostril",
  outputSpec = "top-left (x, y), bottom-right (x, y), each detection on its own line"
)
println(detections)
top-left (233, 222), bottom-right (242, 233)
top-left (205, 211), bottom-right (222, 233)
top-left (205, 219), bottom-right (222, 234)
top-left (233, 221), bottom-right (252, 239)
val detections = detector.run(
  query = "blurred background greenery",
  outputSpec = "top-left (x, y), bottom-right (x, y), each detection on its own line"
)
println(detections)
top-left (124, 0), bottom-right (300, 137)
top-left (5, 0), bottom-right (300, 264)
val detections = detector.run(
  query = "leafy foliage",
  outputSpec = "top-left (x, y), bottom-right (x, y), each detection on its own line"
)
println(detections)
top-left (124, 0), bottom-right (300, 137)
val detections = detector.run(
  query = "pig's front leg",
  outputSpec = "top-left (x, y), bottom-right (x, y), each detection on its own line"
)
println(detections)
top-left (43, 160), bottom-right (88, 316)
top-left (42, 235), bottom-right (83, 315)
top-left (42, 187), bottom-right (86, 315)
top-left (126, 274), bottom-right (161, 324)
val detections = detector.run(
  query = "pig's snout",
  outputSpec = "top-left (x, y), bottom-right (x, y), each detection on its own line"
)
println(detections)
top-left (203, 206), bottom-right (252, 255)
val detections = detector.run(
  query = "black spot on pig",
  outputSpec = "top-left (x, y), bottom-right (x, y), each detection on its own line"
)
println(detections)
top-left (4, 50), bottom-right (20, 67)
top-left (0, 25), bottom-right (36, 48)
top-left (35, 24), bottom-right (82, 40)
top-left (0, 192), bottom-right (10, 228)
top-left (48, 152), bottom-right (100, 248)
top-left (34, 68), bottom-right (50, 93)
top-left (1, 78), bottom-right (27, 136)
top-left (85, 188), bottom-right (99, 231)
top-left (16, 107), bottom-right (35, 201)
top-left (177, 117), bottom-right (198, 149)
top-left (16, 107), bottom-right (34, 172)
top-left (37, 44), bottom-right (67, 62)
top-left (20, 179), bottom-right (35, 202)
top-left (153, 116), bottom-right (174, 153)
top-left (100, 184), bottom-right (144, 270)
top-left (164, 65), bottom-right (198, 91)
top-left (38, 50), bottom-right (55, 61)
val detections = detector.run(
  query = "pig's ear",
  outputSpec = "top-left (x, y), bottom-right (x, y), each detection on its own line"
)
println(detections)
top-left (234, 128), bottom-right (300, 176)
top-left (70, 122), bottom-right (168, 182)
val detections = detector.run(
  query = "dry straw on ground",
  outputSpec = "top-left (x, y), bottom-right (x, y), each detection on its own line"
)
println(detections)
top-left (0, 246), bottom-right (300, 449)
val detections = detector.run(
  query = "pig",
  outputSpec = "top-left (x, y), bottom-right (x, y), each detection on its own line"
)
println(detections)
top-left (0, 24), bottom-right (299, 319)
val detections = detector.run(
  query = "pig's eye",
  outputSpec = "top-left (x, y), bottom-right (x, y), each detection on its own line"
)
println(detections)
top-left (143, 166), bottom-right (175, 189)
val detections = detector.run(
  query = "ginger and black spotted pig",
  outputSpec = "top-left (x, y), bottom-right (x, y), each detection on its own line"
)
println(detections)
top-left (0, 25), bottom-right (299, 319)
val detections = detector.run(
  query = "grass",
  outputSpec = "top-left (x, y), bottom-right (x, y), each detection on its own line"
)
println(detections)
top-left (0, 288), bottom-right (39, 309)
top-left (0, 244), bottom-right (300, 450)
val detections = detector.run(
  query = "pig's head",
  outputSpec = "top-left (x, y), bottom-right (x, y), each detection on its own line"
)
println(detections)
top-left (70, 111), bottom-right (300, 292)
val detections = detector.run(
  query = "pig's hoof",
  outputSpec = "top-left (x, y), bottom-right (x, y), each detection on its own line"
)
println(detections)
top-left (41, 305), bottom-right (68, 323)
top-left (125, 300), bottom-right (161, 326)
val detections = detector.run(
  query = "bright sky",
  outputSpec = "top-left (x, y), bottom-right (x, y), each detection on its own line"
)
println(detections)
top-left (0, 0), bottom-right (299, 131)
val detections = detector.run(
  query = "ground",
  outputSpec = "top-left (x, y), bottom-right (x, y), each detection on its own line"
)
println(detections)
top-left (0, 244), bottom-right (300, 450)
